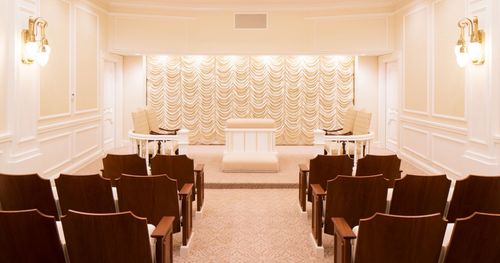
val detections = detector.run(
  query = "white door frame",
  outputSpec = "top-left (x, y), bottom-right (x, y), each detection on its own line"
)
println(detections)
top-left (101, 53), bottom-right (123, 150)
top-left (378, 52), bottom-right (401, 152)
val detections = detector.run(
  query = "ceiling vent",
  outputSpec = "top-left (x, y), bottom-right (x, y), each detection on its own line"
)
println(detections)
top-left (234, 14), bottom-right (267, 29)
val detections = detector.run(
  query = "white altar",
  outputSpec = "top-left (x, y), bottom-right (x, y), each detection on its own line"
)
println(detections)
top-left (222, 118), bottom-right (279, 172)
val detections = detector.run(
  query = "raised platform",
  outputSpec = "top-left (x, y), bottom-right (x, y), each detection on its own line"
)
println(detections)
top-left (222, 152), bottom-right (279, 173)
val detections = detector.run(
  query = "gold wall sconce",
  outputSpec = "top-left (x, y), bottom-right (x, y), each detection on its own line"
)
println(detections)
top-left (454, 16), bottom-right (485, 67)
top-left (22, 16), bottom-right (51, 66)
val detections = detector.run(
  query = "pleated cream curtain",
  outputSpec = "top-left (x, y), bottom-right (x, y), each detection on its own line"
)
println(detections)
top-left (146, 55), bottom-right (354, 145)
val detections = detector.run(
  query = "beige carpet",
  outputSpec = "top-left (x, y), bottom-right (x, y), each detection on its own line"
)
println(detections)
top-left (74, 145), bottom-right (425, 262)
top-left (173, 189), bottom-right (334, 262)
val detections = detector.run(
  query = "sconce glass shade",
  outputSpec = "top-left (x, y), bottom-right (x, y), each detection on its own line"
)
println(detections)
top-left (468, 41), bottom-right (482, 62)
top-left (36, 44), bottom-right (51, 66)
top-left (24, 41), bottom-right (39, 64)
top-left (454, 44), bottom-right (469, 68)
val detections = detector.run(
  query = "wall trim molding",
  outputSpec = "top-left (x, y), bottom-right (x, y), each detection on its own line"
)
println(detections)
top-left (464, 149), bottom-right (498, 166)
top-left (37, 115), bottom-right (100, 134)
top-left (8, 147), bottom-right (41, 164)
top-left (305, 13), bottom-right (392, 20)
top-left (402, 5), bottom-right (430, 116)
top-left (400, 115), bottom-right (467, 135)
top-left (50, 148), bottom-right (104, 179)
top-left (109, 12), bottom-right (195, 20)
top-left (430, 133), bottom-right (466, 177)
top-left (399, 150), bottom-right (443, 174)
top-left (107, 1), bottom-right (396, 12)
top-left (39, 112), bottom-right (72, 121)
top-left (73, 124), bottom-right (100, 159)
top-left (0, 133), bottom-right (12, 143)
top-left (401, 124), bottom-right (430, 160)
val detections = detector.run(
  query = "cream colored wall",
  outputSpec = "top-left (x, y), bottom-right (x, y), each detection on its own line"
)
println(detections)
top-left (0, 0), bottom-right (114, 178)
top-left (391, 0), bottom-right (500, 177)
top-left (355, 56), bottom-right (379, 143)
top-left (40, 0), bottom-right (70, 117)
top-left (109, 9), bottom-right (391, 55)
top-left (75, 6), bottom-right (99, 112)
top-left (0, 0), bottom-right (8, 134)
top-left (433, 0), bottom-right (465, 118)
top-left (122, 56), bottom-right (146, 140)
top-left (403, 7), bottom-right (428, 113)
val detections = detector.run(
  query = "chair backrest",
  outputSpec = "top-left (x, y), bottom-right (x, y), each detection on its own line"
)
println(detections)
top-left (0, 209), bottom-right (66, 263)
top-left (102, 153), bottom-right (148, 181)
top-left (355, 213), bottom-right (446, 263)
top-left (352, 110), bottom-right (372, 135)
top-left (355, 154), bottom-right (402, 188)
top-left (132, 109), bottom-right (151, 134)
top-left (444, 212), bottom-right (500, 263)
top-left (0, 173), bottom-right (59, 219)
top-left (325, 175), bottom-right (388, 233)
top-left (146, 107), bottom-right (162, 133)
top-left (62, 210), bottom-right (153, 263)
top-left (308, 154), bottom-right (353, 202)
top-left (446, 175), bottom-right (500, 222)
top-left (389, 174), bottom-right (451, 216)
top-left (150, 154), bottom-right (195, 191)
top-left (116, 174), bottom-right (180, 232)
top-left (340, 108), bottom-right (358, 133)
top-left (55, 173), bottom-right (115, 215)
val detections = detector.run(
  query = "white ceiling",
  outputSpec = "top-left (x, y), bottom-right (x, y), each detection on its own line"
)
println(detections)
top-left (104, 0), bottom-right (408, 9)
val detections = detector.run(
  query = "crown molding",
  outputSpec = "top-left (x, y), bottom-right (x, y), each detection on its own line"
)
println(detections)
top-left (106, 0), bottom-right (401, 12)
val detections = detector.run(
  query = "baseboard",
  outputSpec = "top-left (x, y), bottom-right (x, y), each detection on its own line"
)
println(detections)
top-left (180, 232), bottom-right (194, 257)
top-left (310, 233), bottom-right (324, 257)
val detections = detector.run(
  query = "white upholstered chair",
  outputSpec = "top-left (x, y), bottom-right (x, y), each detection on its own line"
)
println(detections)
top-left (324, 108), bottom-right (372, 156)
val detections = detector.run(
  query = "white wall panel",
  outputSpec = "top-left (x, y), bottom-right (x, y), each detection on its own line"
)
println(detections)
top-left (401, 125), bottom-right (429, 160)
top-left (73, 125), bottom-right (99, 159)
top-left (39, 132), bottom-right (72, 176)
top-left (431, 133), bottom-right (466, 178)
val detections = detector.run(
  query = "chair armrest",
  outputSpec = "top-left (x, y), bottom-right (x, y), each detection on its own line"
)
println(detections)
top-left (298, 163), bottom-right (309, 173)
top-left (193, 165), bottom-right (204, 211)
top-left (323, 128), bottom-right (343, 132)
top-left (179, 183), bottom-right (194, 197)
top-left (332, 217), bottom-right (356, 263)
top-left (159, 127), bottom-right (179, 132)
top-left (152, 216), bottom-right (175, 263)
top-left (332, 217), bottom-right (356, 239)
top-left (298, 164), bottom-right (310, 212)
top-left (311, 184), bottom-right (326, 197)
top-left (179, 184), bottom-right (193, 246)
top-left (152, 216), bottom-right (175, 238)
top-left (194, 164), bottom-right (204, 173)
top-left (325, 130), bottom-right (353, 136)
top-left (311, 184), bottom-right (326, 247)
